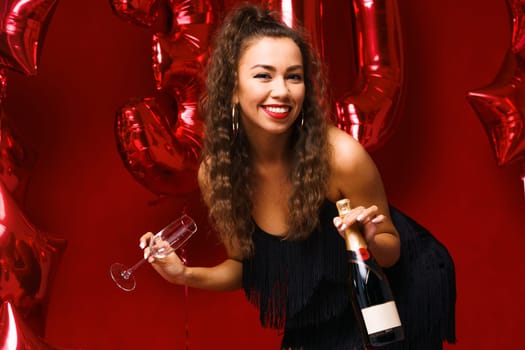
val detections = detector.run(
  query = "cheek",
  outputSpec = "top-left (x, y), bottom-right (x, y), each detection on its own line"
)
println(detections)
top-left (294, 86), bottom-right (306, 104)
top-left (238, 85), bottom-right (265, 104)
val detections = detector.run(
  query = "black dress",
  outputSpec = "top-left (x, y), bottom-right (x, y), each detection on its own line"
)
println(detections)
top-left (242, 200), bottom-right (456, 349)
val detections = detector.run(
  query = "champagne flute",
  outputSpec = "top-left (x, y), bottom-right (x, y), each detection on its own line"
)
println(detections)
top-left (110, 213), bottom-right (197, 291)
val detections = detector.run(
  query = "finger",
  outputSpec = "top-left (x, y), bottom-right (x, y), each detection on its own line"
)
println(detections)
top-left (333, 217), bottom-right (343, 229)
top-left (342, 208), bottom-right (362, 226)
top-left (333, 217), bottom-right (348, 236)
top-left (144, 247), bottom-right (157, 263)
top-left (139, 232), bottom-right (154, 249)
top-left (356, 206), bottom-right (379, 223)
top-left (153, 241), bottom-right (171, 256)
top-left (371, 214), bottom-right (386, 224)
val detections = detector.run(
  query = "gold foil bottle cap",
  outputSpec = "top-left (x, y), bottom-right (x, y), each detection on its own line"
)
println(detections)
top-left (336, 199), bottom-right (351, 216)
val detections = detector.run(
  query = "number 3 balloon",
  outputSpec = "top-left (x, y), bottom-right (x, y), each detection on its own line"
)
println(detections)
top-left (112, 0), bottom-right (214, 197)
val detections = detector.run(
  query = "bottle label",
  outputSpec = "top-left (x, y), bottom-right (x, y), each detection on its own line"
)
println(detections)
top-left (361, 301), bottom-right (401, 335)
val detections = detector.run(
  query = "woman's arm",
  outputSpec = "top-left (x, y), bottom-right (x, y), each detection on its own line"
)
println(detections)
top-left (179, 258), bottom-right (243, 291)
top-left (139, 159), bottom-right (243, 292)
top-left (327, 126), bottom-right (400, 267)
top-left (140, 231), bottom-right (243, 292)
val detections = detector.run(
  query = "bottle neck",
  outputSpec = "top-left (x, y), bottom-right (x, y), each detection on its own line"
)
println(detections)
top-left (343, 224), bottom-right (368, 252)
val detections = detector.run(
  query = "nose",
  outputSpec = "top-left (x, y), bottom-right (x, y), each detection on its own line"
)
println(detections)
top-left (271, 77), bottom-right (290, 98)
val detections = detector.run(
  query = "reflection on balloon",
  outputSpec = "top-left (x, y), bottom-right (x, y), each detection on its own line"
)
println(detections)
top-left (0, 181), bottom-right (66, 336)
top-left (0, 0), bottom-right (60, 76)
top-left (334, 0), bottom-right (405, 150)
top-left (0, 300), bottom-right (68, 349)
top-left (508, 0), bottom-right (525, 58)
top-left (466, 51), bottom-right (525, 167)
top-left (263, 0), bottom-right (323, 49)
top-left (109, 0), bottom-right (159, 27)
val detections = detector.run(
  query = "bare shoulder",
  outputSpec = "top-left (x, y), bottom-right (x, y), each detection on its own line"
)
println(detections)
top-left (326, 125), bottom-right (385, 204)
top-left (327, 125), bottom-right (375, 176)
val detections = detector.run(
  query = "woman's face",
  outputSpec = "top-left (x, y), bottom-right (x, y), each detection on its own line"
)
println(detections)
top-left (233, 36), bottom-right (305, 137)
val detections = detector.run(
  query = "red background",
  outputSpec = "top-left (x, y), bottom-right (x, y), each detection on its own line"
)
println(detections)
top-left (3, 0), bottom-right (525, 349)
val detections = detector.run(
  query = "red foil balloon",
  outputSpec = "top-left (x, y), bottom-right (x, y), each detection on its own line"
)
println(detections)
top-left (522, 165), bottom-right (525, 196)
top-left (113, 0), bottom-right (217, 196)
top-left (508, 0), bottom-right (525, 58)
top-left (0, 300), bottom-right (66, 349)
top-left (261, 0), bottom-right (323, 47)
top-left (466, 51), bottom-right (525, 166)
top-left (0, 181), bottom-right (66, 336)
top-left (115, 96), bottom-right (201, 196)
top-left (110, 0), bottom-right (159, 27)
top-left (0, 109), bottom-right (36, 206)
top-left (0, 71), bottom-right (37, 205)
top-left (0, 0), bottom-right (60, 76)
top-left (334, 0), bottom-right (405, 151)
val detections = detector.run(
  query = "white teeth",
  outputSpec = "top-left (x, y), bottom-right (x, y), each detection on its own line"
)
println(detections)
top-left (266, 106), bottom-right (290, 113)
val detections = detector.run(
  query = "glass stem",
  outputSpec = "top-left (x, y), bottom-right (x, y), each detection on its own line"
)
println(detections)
top-left (122, 258), bottom-right (147, 279)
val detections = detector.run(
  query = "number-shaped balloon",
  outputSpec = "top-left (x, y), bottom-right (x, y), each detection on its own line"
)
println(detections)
top-left (112, 0), bottom-right (406, 195)
top-left (334, 0), bottom-right (405, 151)
top-left (112, 0), bottom-right (216, 196)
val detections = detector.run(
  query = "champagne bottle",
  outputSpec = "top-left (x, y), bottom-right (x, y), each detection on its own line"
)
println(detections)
top-left (336, 199), bottom-right (404, 348)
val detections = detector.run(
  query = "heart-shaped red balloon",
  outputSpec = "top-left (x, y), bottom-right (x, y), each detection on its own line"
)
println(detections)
top-left (115, 96), bottom-right (202, 196)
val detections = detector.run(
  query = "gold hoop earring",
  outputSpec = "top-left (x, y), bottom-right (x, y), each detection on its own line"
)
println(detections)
top-left (232, 104), bottom-right (239, 136)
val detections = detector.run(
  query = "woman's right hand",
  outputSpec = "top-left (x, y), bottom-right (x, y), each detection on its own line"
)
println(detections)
top-left (139, 232), bottom-right (187, 285)
top-left (139, 232), bottom-right (243, 292)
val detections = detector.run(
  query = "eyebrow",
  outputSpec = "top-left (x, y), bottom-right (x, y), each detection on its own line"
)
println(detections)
top-left (249, 64), bottom-right (303, 72)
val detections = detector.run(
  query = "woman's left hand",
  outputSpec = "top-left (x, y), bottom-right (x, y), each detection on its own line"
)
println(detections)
top-left (332, 205), bottom-right (387, 244)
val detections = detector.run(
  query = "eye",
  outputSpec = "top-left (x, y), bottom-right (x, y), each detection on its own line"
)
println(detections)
top-left (254, 73), bottom-right (272, 79)
top-left (287, 73), bottom-right (303, 82)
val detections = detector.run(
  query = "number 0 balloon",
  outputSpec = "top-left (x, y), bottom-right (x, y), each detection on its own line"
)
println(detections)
top-left (111, 0), bottom-right (406, 195)
top-left (334, 0), bottom-right (405, 151)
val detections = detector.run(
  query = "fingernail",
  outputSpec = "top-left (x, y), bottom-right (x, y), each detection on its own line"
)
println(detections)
top-left (139, 241), bottom-right (145, 249)
top-left (371, 217), bottom-right (380, 223)
top-left (340, 224), bottom-right (348, 231)
top-left (334, 217), bottom-right (341, 226)
top-left (356, 214), bottom-right (364, 222)
top-left (144, 251), bottom-right (149, 260)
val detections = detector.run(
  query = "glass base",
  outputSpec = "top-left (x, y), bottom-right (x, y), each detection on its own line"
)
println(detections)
top-left (110, 262), bottom-right (136, 292)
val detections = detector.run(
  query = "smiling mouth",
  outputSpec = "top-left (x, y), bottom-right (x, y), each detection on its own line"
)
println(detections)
top-left (262, 105), bottom-right (292, 119)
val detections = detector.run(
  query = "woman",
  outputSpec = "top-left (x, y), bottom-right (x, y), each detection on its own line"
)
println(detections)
top-left (141, 3), bottom-right (401, 349)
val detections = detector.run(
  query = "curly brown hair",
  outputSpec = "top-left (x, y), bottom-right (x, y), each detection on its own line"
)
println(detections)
top-left (200, 3), bottom-right (331, 257)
